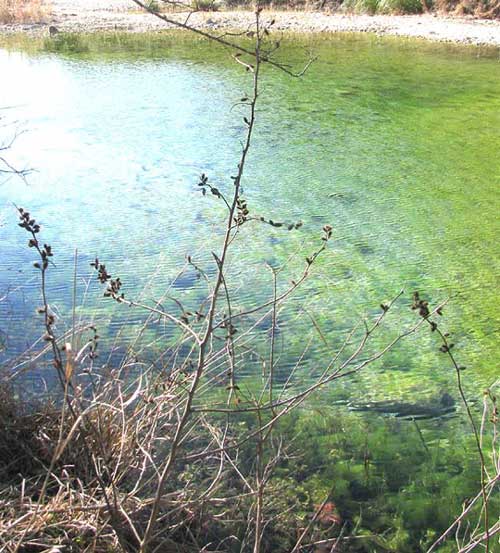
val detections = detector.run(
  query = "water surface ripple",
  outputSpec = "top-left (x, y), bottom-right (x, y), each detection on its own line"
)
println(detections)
top-left (0, 34), bottom-right (498, 404)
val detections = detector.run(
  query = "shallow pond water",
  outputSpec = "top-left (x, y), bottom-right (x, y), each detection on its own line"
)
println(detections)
top-left (0, 32), bottom-right (498, 404)
top-left (1, 30), bottom-right (499, 552)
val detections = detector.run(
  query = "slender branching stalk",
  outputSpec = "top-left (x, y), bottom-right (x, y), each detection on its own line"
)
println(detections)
top-left (411, 292), bottom-right (492, 553)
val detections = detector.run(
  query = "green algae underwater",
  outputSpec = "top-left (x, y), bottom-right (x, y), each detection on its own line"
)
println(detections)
top-left (0, 31), bottom-right (499, 551)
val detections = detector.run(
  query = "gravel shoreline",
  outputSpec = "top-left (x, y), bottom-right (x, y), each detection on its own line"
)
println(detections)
top-left (2, 0), bottom-right (500, 47)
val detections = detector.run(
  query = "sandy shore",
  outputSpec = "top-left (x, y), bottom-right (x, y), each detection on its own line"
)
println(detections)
top-left (2, 0), bottom-right (500, 47)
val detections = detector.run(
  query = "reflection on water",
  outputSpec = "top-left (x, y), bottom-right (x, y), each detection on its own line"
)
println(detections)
top-left (0, 34), bottom-right (499, 409)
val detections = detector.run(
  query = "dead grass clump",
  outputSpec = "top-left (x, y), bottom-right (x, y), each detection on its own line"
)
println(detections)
top-left (0, 382), bottom-right (137, 551)
top-left (0, 371), bottom-right (214, 551)
top-left (0, 0), bottom-right (50, 24)
top-left (0, 386), bottom-right (57, 480)
top-left (432, 0), bottom-right (500, 17)
top-left (0, 368), bottom-right (310, 552)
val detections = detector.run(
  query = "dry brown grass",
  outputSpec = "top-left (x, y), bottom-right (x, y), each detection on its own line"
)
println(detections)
top-left (0, 0), bottom-right (50, 24)
top-left (0, 373), bottom-right (187, 552)
top-left (402, 0), bottom-right (499, 16)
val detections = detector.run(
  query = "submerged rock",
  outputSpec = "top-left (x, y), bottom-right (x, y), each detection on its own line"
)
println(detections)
top-left (171, 270), bottom-right (199, 289)
top-left (348, 392), bottom-right (455, 420)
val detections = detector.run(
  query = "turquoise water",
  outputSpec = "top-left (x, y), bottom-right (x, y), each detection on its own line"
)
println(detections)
top-left (0, 33), bottom-right (499, 402)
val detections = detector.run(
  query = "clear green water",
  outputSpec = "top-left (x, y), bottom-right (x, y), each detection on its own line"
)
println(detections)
top-left (0, 32), bottom-right (499, 551)
top-left (1, 33), bottom-right (498, 398)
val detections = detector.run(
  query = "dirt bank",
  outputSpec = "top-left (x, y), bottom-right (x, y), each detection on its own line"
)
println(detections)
top-left (2, 0), bottom-right (500, 46)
